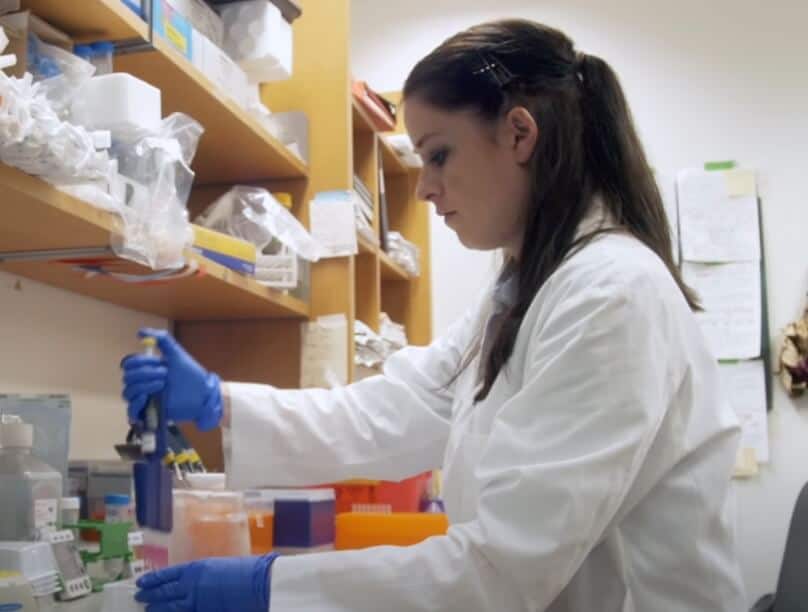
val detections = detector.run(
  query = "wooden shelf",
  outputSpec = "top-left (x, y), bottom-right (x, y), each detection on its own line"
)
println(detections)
top-left (117, 37), bottom-right (308, 184)
top-left (357, 233), bottom-right (377, 255)
top-left (22, 0), bottom-right (148, 42)
top-left (352, 100), bottom-right (407, 176)
top-left (352, 99), bottom-right (376, 134)
top-left (0, 163), bottom-right (309, 320)
top-left (379, 249), bottom-right (409, 281)
top-left (356, 233), bottom-right (409, 281)
top-left (379, 136), bottom-right (408, 177)
top-left (24, 0), bottom-right (307, 185)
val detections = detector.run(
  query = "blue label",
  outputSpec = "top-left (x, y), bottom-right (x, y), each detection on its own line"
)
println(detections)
top-left (0, 604), bottom-right (24, 611)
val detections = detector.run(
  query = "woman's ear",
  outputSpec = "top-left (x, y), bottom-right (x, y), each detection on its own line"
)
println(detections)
top-left (503, 106), bottom-right (539, 164)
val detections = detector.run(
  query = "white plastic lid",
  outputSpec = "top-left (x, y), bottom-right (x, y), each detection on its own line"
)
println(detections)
top-left (244, 488), bottom-right (335, 503)
top-left (61, 497), bottom-right (81, 510)
top-left (185, 473), bottom-right (227, 491)
top-left (0, 415), bottom-right (33, 448)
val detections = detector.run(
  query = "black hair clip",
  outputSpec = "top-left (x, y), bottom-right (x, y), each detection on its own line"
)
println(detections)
top-left (472, 52), bottom-right (515, 88)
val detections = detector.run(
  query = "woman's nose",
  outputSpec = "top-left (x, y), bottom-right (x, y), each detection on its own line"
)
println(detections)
top-left (416, 172), bottom-right (439, 203)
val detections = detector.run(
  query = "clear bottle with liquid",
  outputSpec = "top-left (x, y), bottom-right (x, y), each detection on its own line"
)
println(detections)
top-left (0, 415), bottom-right (63, 541)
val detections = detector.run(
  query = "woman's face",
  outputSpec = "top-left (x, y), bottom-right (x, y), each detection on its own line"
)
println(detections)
top-left (404, 96), bottom-right (539, 256)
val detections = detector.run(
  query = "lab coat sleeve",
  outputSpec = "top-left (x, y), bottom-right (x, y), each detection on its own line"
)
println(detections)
top-left (224, 299), bottom-right (486, 490)
top-left (268, 272), bottom-right (681, 611)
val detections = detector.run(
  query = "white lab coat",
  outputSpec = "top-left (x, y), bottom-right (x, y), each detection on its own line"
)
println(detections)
top-left (223, 230), bottom-right (746, 611)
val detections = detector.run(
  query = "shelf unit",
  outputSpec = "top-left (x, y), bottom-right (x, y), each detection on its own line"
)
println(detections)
top-left (5, 0), bottom-right (431, 470)
top-left (358, 235), bottom-right (410, 282)
top-left (0, 164), bottom-right (308, 319)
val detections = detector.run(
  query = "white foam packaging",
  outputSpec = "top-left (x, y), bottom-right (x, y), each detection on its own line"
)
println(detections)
top-left (191, 28), bottom-right (250, 109)
top-left (71, 73), bottom-right (162, 140)
top-left (220, 0), bottom-right (293, 82)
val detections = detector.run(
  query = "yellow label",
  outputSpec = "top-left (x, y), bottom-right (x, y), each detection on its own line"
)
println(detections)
top-left (164, 22), bottom-right (188, 54)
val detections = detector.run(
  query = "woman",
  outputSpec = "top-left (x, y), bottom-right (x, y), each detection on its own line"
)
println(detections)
top-left (124, 19), bottom-right (746, 612)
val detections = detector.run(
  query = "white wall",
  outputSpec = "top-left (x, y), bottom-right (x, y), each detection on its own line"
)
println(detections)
top-left (0, 270), bottom-right (166, 460)
top-left (352, 0), bottom-right (808, 602)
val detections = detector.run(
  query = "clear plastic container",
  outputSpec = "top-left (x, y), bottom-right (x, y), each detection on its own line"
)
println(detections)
top-left (172, 490), bottom-right (250, 563)
top-left (0, 541), bottom-right (60, 583)
top-left (0, 417), bottom-right (63, 541)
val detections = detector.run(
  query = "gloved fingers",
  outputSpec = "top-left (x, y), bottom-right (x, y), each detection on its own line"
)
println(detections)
top-left (126, 394), bottom-right (149, 424)
top-left (137, 565), bottom-right (185, 589)
top-left (123, 380), bottom-right (166, 403)
top-left (123, 365), bottom-right (168, 386)
top-left (140, 328), bottom-right (180, 359)
top-left (135, 580), bottom-right (187, 605)
top-left (121, 353), bottom-right (163, 370)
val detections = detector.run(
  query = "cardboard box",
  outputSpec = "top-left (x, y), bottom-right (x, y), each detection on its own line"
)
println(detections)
top-left (0, 10), bottom-right (72, 78)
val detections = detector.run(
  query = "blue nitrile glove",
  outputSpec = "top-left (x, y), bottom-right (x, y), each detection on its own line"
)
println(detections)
top-left (135, 554), bottom-right (278, 612)
top-left (121, 328), bottom-right (223, 431)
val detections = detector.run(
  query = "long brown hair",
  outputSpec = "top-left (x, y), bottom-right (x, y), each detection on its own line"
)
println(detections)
top-left (403, 19), bottom-right (699, 401)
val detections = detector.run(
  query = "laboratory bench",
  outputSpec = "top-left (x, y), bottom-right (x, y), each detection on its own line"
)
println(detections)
top-left (53, 593), bottom-right (103, 611)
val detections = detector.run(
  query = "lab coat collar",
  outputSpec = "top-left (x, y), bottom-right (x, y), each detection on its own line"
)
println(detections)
top-left (496, 197), bottom-right (617, 309)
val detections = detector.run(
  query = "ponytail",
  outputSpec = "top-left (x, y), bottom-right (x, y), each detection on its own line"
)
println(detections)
top-left (578, 53), bottom-right (700, 310)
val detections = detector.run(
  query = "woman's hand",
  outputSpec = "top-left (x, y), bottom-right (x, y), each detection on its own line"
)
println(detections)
top-left (135, 554), bottom-right (278, 612)
top-left (121, 328), bottom-right (223, 431)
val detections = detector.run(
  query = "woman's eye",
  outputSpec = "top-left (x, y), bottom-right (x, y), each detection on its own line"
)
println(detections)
top-left (430, 148), bottom-right (449, 167)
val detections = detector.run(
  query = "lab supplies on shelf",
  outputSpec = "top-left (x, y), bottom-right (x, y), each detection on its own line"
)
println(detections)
top-left (221, 0), bottom-right (293, 82)
top-left (164, 0), bottom-right (225, 48)
top-left (71, 73), bottom-right (162, 141)
top-left (353, 176), bottom-right (376, 245)
top-left (191, 224), bottom-right (258, 276)
top-left (383, 134), bottom-right (423, 168)
top-left (386, 231), bottom-right (420, 277)
top-left (197, 186), bottom-right (321, 289)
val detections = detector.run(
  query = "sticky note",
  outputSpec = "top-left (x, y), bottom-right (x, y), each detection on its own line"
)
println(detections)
top-left (725, 169), bottom-right (757, 198)
top-left (732, 447), bottom-right (759, 478)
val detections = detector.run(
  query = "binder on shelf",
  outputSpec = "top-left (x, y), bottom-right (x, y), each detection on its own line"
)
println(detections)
top-left (352, 80), bottom-right (396, 132)
top-left (378, 157), bottom-right (390, 252)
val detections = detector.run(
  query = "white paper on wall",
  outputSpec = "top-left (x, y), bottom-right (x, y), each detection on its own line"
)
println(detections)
top-left (719, 359), bottom-right (769, 463)
top-left (677, 168), bottom-right (759, 263)
top-left (683, 261), bottom-right (762, 360)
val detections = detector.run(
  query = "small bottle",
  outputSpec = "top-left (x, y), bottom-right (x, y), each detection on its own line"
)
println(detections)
top-left (61, 496), bottom-right (81, 536)
top-left (105, 494), bottom-right (133, 523)
top-left (0, 416), bottom-right (63, 541)
top-left (89, 41), bottom-right (115, 75)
